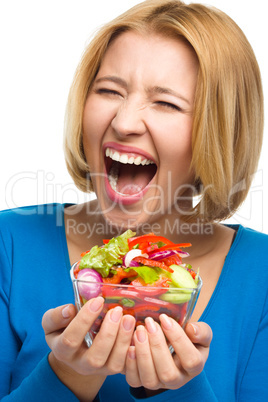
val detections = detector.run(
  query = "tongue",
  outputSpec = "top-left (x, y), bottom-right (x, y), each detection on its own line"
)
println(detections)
top-left (117, 164), bottom-right (155, 195)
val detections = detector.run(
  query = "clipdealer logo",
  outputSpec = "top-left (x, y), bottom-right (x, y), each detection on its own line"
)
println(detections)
top-left (3, 169), bottom-right (265, 232)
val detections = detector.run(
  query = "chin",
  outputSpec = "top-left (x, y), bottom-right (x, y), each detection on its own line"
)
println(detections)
top-left (101, 197), bottom-right (165, 236)
top-left (101, 206), bottom-right (145, 231)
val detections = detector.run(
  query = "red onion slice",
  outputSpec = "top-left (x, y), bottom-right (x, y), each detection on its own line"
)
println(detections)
top-left (176, 250), bottom-right (190, 258)
top-left (148, 250), bottom-right (176, 260)
top-left (77, 268), bottom-right (103, 299)
top-left (123, 249), bottom-right (146, 267)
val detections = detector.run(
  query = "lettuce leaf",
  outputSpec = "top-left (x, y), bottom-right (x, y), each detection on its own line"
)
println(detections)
top-left (126, 266), bottom-right (160, 284)
top-left (79, 230), bottom-right (135, 277)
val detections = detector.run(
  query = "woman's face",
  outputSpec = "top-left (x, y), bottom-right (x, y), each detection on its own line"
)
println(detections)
top-left (82, 31), bottom-right (199, 229)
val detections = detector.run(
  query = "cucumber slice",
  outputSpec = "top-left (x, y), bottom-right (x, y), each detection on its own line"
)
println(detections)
top-left (160, 292), bottom-right (191, 303)
top-left (169, 265), bottom-right (197, 290)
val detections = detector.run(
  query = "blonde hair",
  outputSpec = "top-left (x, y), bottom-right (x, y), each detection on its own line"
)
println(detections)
top-left (64, 0), bottom-right (264, 222)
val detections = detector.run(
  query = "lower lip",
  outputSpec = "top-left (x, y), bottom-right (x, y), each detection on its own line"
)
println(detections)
top-left (104, 175), bottom-right (151, 206)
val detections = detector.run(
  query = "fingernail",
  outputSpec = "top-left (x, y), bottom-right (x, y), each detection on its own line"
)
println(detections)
top-left (62, 305), bottom-right (71, 318)
top-left (110, 306), bottom-right (123, 323)
top-left (190, 323), bottom-right (199, 336)
top-left (160, 314), bottom-right (173, 330)
top-left (128, 346), bottom-right (136, 360)
top-left (145, 317), bottom-right (157, 334)
top-left (136, 325), bottom-right (147, 343)
top-left (89, 297), bottom-right (104, 312)
top-left (123, 315), bottom-right (135, 331)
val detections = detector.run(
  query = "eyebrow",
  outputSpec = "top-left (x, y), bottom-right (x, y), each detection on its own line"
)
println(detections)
top-left (94, 75), bottom-right (128, 89)
top-left (150, 86), bottom-right (191, 106)
top-left (94, 75), bottom-right (191, 105)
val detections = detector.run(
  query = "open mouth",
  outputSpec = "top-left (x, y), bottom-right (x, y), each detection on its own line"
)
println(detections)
top-left (105, 147), bottom-right (157, 196)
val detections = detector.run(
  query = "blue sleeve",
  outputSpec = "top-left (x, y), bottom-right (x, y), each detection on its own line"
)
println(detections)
top-left (238, 292), bottom-right (268, 401)
top-left (0, 218), bottom-right (78, 401)
top-left (0, 229), bottom-right (19, 397)
top-left (1, 355), bottom-right (79, 402)
top-left (129, 371), bottom-right (217, 401)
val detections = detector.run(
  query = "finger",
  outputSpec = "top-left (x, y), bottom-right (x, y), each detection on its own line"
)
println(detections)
top-left (106, 314), bottom-right (136, 373)
top-left (133, 325), bottom-right (159, 390)
top-left (42, 304), bottom-right (76, 335)
top-left (86, 306), bottom-right (124, 368)
top-left (61, 297), bottom-right (104, 344)
top-left (184, 322), bottom-right (212, 366)
top-left (185, 322), bottom-right (213, 347)
top-left (160, 314), bottom-right (205, 376)
top-left (145, 317), bottom-right (181, 388)
top-left (125, 346), bottom-right (142, 388)
top-left (51, 297), bottom-right (105, 361)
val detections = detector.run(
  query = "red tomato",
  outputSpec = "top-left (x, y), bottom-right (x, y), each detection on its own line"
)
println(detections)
top-left (131, 276), bottom-right (171, 295)
top-left (133, 256), bottom-right (174, 273)
top-left (160, 254), bottom-right (182, 266)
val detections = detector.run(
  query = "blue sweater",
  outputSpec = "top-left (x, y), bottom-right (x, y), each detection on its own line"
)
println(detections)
top-left (0, 204), bottom-right (267, 401)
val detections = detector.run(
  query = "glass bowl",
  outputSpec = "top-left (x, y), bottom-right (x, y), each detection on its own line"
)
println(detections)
top-left (70, 262), bottom-right (202, 348)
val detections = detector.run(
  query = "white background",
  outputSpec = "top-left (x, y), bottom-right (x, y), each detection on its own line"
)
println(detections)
top-left (0, 0), bottom-right (267, 233)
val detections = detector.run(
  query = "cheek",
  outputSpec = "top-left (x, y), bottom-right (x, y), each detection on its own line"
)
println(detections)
top-left (81, 103), bottom-right (101, 172)
top-left (82, 99), bottom-right (100, 142)
top-left (82, 100), bottom-right (107, 163)
top-left (82, 96), bottom-right (117, 151)
top-left (157, 117), bottom-right (193, 165)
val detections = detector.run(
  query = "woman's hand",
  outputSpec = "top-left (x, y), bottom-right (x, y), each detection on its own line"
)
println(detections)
top-left (42, 297), bottom-right (135, 399)
top-left (125, 314), bottom-right (212, 392)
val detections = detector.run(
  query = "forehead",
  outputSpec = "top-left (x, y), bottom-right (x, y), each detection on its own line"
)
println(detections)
top-left (97, 30), bottom-right (199, 83)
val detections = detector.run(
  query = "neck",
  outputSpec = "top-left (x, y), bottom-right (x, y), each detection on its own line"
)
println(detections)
top-left (91, 200), bottom-right (214, 244)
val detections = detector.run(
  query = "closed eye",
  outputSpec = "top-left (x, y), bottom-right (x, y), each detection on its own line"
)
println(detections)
top-left (95, 88), bottom-right (122, 97)
top-left (156, 101), bottom-right (182, 112)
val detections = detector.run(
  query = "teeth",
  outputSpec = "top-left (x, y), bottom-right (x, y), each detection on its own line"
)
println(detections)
top-left (134, 156), bottom-right (142, 165)
top-left (113, 151), bottom-right (120, 162)
top-left (119, 154), bottom-right (129, 164)
top-left (105, 147), bottom-right (154, 166)
top-left (128, 156), bottom-right (135, 164)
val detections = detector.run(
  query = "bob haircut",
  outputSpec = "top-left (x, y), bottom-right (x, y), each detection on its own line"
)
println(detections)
top-left (64, 0), bottom-right (264, 223)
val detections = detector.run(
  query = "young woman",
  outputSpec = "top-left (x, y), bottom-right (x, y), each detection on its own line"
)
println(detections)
top-left (1, 1), bottom-right (267, 401)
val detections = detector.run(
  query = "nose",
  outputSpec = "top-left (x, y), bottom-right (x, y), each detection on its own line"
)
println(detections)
top-left (111, 97), bottom-right (147, 139)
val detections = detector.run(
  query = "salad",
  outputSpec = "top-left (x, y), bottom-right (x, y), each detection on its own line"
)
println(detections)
top-left (71, 230), bottom-right (202, 342)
